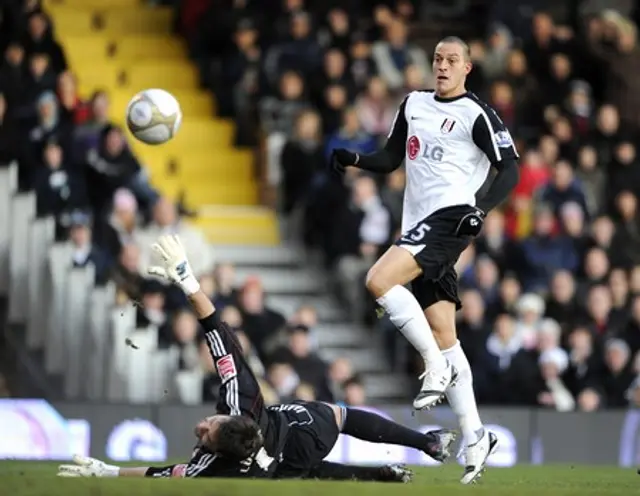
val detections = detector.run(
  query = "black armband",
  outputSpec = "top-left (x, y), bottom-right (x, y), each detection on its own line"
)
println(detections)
top-left (306, 461), bottom-right (381, 481)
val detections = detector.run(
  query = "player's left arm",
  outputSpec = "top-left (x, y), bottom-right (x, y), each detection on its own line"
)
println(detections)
top-left (57, 455), bottom-right (225, 479)
top-left (190, 289), bottom-right (266, 420)
top-left (471, 109), bottom-right (520, 213)
top-left (148, 235), bottom-right (265, 421)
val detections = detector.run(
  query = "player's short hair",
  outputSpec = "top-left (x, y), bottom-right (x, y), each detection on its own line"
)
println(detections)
top-left (214, 416), bottom-right (264, 460)
top-left (436, 36), bottom-right (470, 61)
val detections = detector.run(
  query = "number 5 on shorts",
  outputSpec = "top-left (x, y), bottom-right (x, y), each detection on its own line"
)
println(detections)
top-left (403, 222), bottom-right (431, 243)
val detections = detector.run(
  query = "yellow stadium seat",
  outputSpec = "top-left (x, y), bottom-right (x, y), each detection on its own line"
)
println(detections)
top-left (124, 62), bottom-right (198, 90)
top-left (131, 145), bottom-right (251, 175)
top-left (99, 7), bottom-right (173, 35)
top-left (180, 166), bottom-right (253, 184)
top-left (76, 62), bottom-right (123, 96)
top-left (45, 0), bottom-right (143, 8)
top-left (169, 91), bottom-right (215, 117)
top-left (113, 35), bottom-right (185, 60)
top-left (183, 183), bottom-right (258, 207)
top-left (46, 9), bottom-right (96, 34)
top-left (177, 154), bottom-right (254, 181)
top-left (165, 119), bottom-right (235, 150)
top-left (175, 150), bottom-right (252, 172)
top-left (62, 36), bottom-right (110, 66)
top-left (196, 226), bottom-right (279, 245)
top-left (190, 209), bottom-right (279, 244)
top-left (137, 150), bottom-right (250, 177)
top-left (133, 148), bottom-right (228, 170)
top-left (191, 209), bottom-right (280, 244)
top-left (169, 92), bottom-right (215, 118)
top-left (150, 176), bottom-right (257, 206)
top-left (191, 210), bottom-right (277, 231)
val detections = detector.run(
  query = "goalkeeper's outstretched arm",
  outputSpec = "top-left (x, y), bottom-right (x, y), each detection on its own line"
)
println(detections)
top-left (57, 456), bottom-right (191, 478)
top-left (149, 234), bottom-right (266, 420)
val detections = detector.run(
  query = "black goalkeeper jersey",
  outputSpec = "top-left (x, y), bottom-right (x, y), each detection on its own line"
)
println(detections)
top-left (181, 312), bottom-right (293, 478)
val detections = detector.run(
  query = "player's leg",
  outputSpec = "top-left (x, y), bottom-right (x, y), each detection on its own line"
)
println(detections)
top-left (325, 403), bottom-right (455, 463)
top-left (306, 461), bottom-right (413, 482)
top-left (366, 234), bottom-right (453, 409)
top-left (420, 273), bottom-right (498, 484)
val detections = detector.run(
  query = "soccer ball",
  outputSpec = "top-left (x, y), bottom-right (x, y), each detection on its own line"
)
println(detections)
top-left (125, 89), bottom-right (182, 145)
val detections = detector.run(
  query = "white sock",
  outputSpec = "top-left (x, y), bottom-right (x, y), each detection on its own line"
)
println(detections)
top-left (442, 341), bottom-right (483, 445)
top-left (377, 285), bottom-right (446, 369)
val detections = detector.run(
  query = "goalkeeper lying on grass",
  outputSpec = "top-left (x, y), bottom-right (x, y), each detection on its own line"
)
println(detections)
top-left (58, 235), bottom-right (455, 482)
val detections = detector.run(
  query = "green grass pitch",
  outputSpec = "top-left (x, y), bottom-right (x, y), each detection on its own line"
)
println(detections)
top-left (0, 462), bottom-right (637, 495)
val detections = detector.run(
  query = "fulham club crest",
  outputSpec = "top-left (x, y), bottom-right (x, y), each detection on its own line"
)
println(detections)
top-left (440, 118), bottom-right (456, 133)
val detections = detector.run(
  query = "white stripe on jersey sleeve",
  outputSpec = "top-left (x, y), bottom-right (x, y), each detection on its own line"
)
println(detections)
top-left (205, 331), bottom-right (241, 416)
top-left (387, 108), bottom-right (400, 139)
top-left (478, 109), bottom-right (502, 162)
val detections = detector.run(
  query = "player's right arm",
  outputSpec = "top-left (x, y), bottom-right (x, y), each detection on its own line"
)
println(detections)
top-left (57, 455), bottom-right (189, 478)
top-left (332, 96), bottom-right (408, 174)
top-left (470, 104), bottom-right (520, 213)
top-left (57, 455), bottom-right (223, 479)
top-left (148, 235), bottom-right (265, 421)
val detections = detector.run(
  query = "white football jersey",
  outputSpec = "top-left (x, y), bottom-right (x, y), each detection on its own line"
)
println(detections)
top-left (387, 90), bottom-right (519, 233)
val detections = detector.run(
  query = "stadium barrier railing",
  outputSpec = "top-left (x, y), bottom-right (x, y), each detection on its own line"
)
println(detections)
top-left (0, 158), bottom-right (184, 404)
top-left (0, 162), bottom-right (17, 296)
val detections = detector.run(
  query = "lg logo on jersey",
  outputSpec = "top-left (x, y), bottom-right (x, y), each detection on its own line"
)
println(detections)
top-left (423, 144), bottom-right (444, 161)
top-left (406, 135), bottom-right (444, 162)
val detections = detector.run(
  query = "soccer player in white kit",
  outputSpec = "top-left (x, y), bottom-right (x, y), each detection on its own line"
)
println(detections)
top-left (331, 37), bottom-right (520, 484)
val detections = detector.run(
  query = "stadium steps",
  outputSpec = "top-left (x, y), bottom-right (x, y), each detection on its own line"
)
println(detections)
top-left (46, 0), bottom-right (279, 246)
top-left (363, 373), bottom-right (412, 401)
top-left (213, 244), bottom-right (408, 402)
top-left (232, 266), bottom-right (328, 296)
top-left (268, 296), bottom-right (343, 323)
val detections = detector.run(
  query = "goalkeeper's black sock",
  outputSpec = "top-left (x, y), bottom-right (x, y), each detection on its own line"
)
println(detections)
top-left (306, 461), bottom-right (382, 481)
top-left (342, 407), bottom-right (429, 452)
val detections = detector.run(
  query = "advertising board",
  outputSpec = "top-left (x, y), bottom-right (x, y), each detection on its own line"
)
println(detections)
top-left (1, 400), bottom-right (638, 466)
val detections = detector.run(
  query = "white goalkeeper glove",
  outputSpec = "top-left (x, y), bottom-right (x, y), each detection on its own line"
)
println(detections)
top-left (57, 455), bottom-right (119, 477)
top-left (147, 234), bottom-right (200, 295)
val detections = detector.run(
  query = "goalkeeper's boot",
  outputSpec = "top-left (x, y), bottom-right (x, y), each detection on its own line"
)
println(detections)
top-left (460, 429), bottom-right (498, 485)
top-left (379, 464), bottom-right (413, 483)
top-left (413, 359), bottom-right (458, 410)
top-left (424, 428), bottom-right (457, 463)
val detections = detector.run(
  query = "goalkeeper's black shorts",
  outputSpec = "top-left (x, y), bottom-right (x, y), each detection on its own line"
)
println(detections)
top-left (271, 401), bottom-right (342, 479)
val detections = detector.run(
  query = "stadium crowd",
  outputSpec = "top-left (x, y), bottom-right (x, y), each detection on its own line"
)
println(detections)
top-left (0, 0), bottom-right (362, 407)
top-left (184, 0), bottom-right (640, 411)
top-left (3, 0), bottom-right (640, 413)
